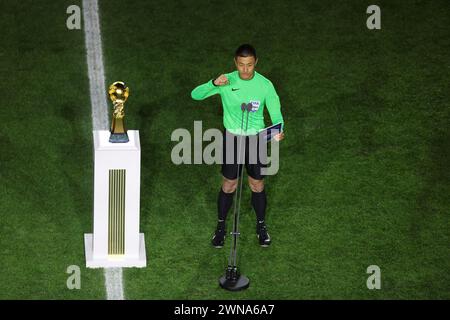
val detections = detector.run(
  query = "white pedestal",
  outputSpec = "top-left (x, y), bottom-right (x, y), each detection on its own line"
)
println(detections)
top-left (85, 130), bottom-right (147, 268)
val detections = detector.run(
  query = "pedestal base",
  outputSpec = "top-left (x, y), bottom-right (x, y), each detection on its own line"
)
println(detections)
top-left (84, 233), bottom-right (147, 268)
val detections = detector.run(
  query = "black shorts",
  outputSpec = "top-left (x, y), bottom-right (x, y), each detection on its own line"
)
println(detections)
top-left (221, 130), bottom-right (267, 181)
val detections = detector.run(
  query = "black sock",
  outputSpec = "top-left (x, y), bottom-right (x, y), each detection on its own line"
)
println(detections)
top-left (252, 190), bottom-right (267, 224)
top-left (217, 189), bottom-right (234, 227)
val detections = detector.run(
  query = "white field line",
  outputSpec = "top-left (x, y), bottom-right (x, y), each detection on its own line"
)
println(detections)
top-left (104, 268), bottom-right (125, 300)
top-left (82, 0), bottom-right (124, 300)
top-left (83, 0), bottom-right (109, 130)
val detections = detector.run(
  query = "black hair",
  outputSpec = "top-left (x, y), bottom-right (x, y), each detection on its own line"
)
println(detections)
top-left (235, 44), bottom-right (257, 59)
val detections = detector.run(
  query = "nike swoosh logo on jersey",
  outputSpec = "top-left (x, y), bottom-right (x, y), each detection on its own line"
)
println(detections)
top-left (232, 88), bottom-right (240, 91)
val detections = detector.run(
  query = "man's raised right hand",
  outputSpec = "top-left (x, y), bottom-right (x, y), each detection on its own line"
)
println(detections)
top-left (214, 74), bottom-right (229, 86)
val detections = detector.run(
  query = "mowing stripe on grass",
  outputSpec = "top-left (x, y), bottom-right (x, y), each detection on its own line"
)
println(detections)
top-left (82, 0), bottom-right (124, 300)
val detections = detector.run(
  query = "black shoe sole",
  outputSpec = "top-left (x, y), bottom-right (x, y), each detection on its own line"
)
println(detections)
top-left (212, 235), bottom-right (225, 248)
top-left (257, 234), bottom-right (271, 247)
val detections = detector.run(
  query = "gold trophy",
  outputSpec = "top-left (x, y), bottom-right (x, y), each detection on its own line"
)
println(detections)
top-left (109, 81), bottom-right (130, 143)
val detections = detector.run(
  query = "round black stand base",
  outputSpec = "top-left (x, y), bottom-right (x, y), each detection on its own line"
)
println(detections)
top-left (219, 275), bottom-right (250, 291)
top-left (109, 133), bottom-right (129, 143)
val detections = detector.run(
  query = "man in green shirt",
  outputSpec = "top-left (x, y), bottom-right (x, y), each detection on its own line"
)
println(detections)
top-left (191, 44), bottom-right (285, 248)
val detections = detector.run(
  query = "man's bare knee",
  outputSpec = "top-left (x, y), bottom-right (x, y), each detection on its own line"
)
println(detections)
top-left (248, 177), bottom-right (264, 192)
top-left (222, 177), bottom-right (237, 193)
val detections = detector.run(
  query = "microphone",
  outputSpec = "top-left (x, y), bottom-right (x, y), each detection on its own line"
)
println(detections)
top-left (246, 103), bottom-right (253, 112)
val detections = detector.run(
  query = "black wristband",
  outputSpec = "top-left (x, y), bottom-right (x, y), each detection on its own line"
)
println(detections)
top-left (212, 79), bottom-right (218, 87)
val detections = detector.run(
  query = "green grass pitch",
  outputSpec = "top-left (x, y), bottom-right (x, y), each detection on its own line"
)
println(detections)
top-left (0, 0), bottom-right (449, 299)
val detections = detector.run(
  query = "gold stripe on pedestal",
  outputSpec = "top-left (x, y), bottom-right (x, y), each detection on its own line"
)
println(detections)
top-left (108, 169), bottom-right (126, 255)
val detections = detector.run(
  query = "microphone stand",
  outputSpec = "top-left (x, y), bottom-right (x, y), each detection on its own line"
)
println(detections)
top-left (219, 102), bottom-right (253, 291)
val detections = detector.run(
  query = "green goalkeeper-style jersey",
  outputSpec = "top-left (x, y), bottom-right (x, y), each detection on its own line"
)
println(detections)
top-left (191, 71), bottom-right (284, 135)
